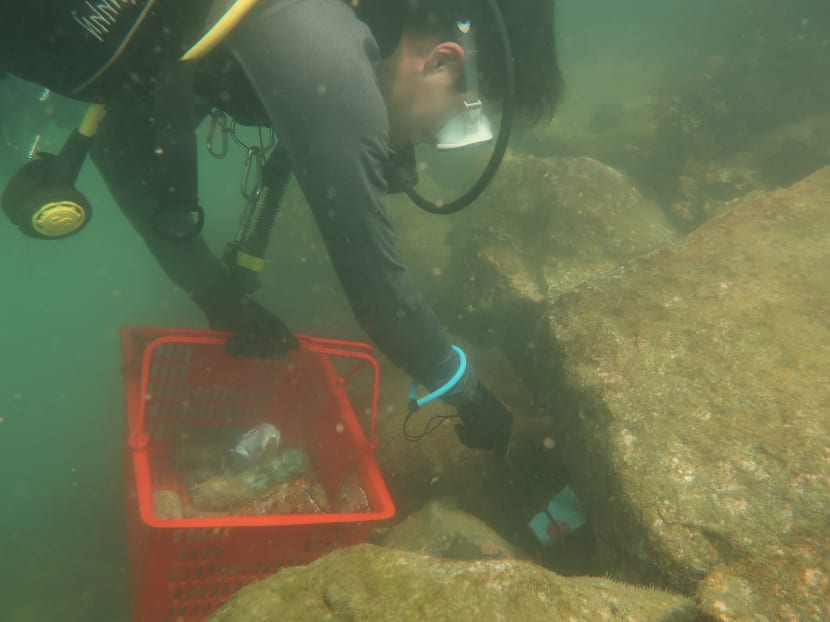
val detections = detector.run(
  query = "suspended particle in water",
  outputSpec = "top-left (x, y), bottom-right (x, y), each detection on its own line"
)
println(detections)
top-left (542, 436), bottom-right (556, 450)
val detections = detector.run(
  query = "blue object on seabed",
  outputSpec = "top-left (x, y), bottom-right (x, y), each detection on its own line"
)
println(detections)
top-left (528, 485), bottom-right (587, 547)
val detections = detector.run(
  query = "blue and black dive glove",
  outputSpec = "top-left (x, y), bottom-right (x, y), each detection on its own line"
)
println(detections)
top-left (407, 346), bottom-right (513, 460)
top-left (454, 382), bottom-right (513, 459)
top-left (192, 273), bottom-right (298, 358)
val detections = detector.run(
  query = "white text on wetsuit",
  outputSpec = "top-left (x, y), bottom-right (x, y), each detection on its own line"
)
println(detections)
top-left (72, 0), bottom-right (137, 43)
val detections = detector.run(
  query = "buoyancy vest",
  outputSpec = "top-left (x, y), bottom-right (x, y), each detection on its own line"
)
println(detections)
top-left (1, 0), bottom-right (214, 101)
top-left (1, 0), bottom-right (407, 102)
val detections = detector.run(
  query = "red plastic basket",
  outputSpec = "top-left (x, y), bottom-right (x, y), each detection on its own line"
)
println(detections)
top-left (119, 326), bottom-right (395, 622)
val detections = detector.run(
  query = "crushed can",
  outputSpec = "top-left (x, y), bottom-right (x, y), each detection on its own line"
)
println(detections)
top-left (528, 485), bottom-right (587, 547)
top-left (230, 423), bottom-right (281, 463)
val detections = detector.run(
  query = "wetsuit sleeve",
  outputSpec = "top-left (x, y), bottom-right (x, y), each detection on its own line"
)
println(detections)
top-left (225, 0), bottom-right (463, 390)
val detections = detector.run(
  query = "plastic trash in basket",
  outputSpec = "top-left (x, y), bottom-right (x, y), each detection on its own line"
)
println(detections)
top-left (227, 423), bottom-right (281, 472)
top-left (231, 422), bottom-right (281, 462)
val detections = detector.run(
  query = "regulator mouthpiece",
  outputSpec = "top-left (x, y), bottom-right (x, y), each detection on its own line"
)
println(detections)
top-left (435, 102), bottom-right (494, 150)
top-left (434, 18), bottom-right (494, 151)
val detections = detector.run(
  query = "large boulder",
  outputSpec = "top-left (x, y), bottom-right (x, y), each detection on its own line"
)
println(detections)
top-left (208, 544), bottom-right (698, 622)
top-left (528, 167), bottom-right (830, 616)
top-left (519, 18), bottom-right (830, 232)
top-left (380, 497), bottom-right (523, 560)
top-left (446, 153), bottom-right (677, 366)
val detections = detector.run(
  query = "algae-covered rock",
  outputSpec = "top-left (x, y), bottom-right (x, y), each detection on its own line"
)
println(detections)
top-left (696, 534), bottom-right (830, 622)
top-left (381, 498), bottom-right (522, 560)
top-left (519, 21), bottom-right (830, 232)
top-left (152, 490), bottom-right (184, 520)
top-left (209, 544), bottom-right (697, 622)
top-left (447, 153), bottom-right (677, 361)
top-left (528, 167), bottom-right (830, 612)
top-left (190, 475), bottom-right (256, 512)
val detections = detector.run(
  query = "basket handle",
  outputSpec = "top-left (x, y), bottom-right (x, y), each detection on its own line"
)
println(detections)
top-left (129, 333), bottom-right (382, 452)
top-left (298, 336), bottom-right (381, 451)
top-left (128, 334), bottom-right (230, 451)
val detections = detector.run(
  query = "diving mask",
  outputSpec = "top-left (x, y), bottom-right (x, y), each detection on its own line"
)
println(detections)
top-left (435, 19), bottom-right (494, 150)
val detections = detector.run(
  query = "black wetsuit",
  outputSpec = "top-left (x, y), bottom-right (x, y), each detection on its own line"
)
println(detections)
top-left (2, 0), bottom-right (473, 395)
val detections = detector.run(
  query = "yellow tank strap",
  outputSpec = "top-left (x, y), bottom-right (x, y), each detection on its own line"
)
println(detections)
top-left (235, 250), bottom-right (266, 273)
top-left (77, 0), bottom-right (260, 139)
top-left (182, 0), bottom-right (262, 61)
top-left (78, 103), bottom-right (107, 138)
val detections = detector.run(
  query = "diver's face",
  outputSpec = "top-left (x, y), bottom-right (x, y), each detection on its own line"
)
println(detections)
top-left (377, 33), bottom-right (467, 149)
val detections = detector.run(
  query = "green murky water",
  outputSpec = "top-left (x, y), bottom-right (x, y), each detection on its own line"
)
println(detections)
top-left (1, 1), bottom-right (828, 620)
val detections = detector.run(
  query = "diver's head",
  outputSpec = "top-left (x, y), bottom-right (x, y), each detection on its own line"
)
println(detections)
top-left (376, 31), bottom-right (467, 149)
top-left (376, 0), bottom-right (563, 149)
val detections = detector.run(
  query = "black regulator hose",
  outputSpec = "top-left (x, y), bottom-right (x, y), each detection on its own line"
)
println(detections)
top-left (406, 0), bottom-right (515, 215)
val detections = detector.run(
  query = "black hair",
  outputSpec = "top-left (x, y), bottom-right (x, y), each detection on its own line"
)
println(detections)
top-left (404, 0), bottom-right (563, 124)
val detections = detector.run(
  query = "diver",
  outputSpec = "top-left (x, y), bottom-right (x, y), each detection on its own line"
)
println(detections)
top-left (0, 0), bottom-right (562, 459)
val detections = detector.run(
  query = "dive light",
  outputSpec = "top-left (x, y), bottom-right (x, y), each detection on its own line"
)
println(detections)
top-left (1, 103), bottom-right (103, 239)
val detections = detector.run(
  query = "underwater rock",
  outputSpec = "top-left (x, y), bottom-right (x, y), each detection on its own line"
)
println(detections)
top-left (527, 167), bottom-right (830, 614)
top-left (587, 101), bottom-right (629, 133)
top-left (446, 152), bottom-right (677, 367)
top-left (697, 538), bottom-right (830, 622)
top-left (744, 112), bottom-right (830, 190)
top-left (244, 476), bottom-right (330, 515)
top-left (335, 473), bottom-right (370, 513)
top-left (152, 490), bottom-right (184, 520)
top-left (190, 475), bottom-right (256, 512)
top-left (381, 498), bottom-right (522, 561)
top-left (207, 544), bottom-right (698, 622)
top-left (519, 29), bottom-right (830, 233)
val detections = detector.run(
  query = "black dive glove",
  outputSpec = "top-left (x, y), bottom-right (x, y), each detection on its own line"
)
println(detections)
top-left (454, 383), bottom-right (513, 460)
top-left (192, 275), bottom-right (298, 358)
